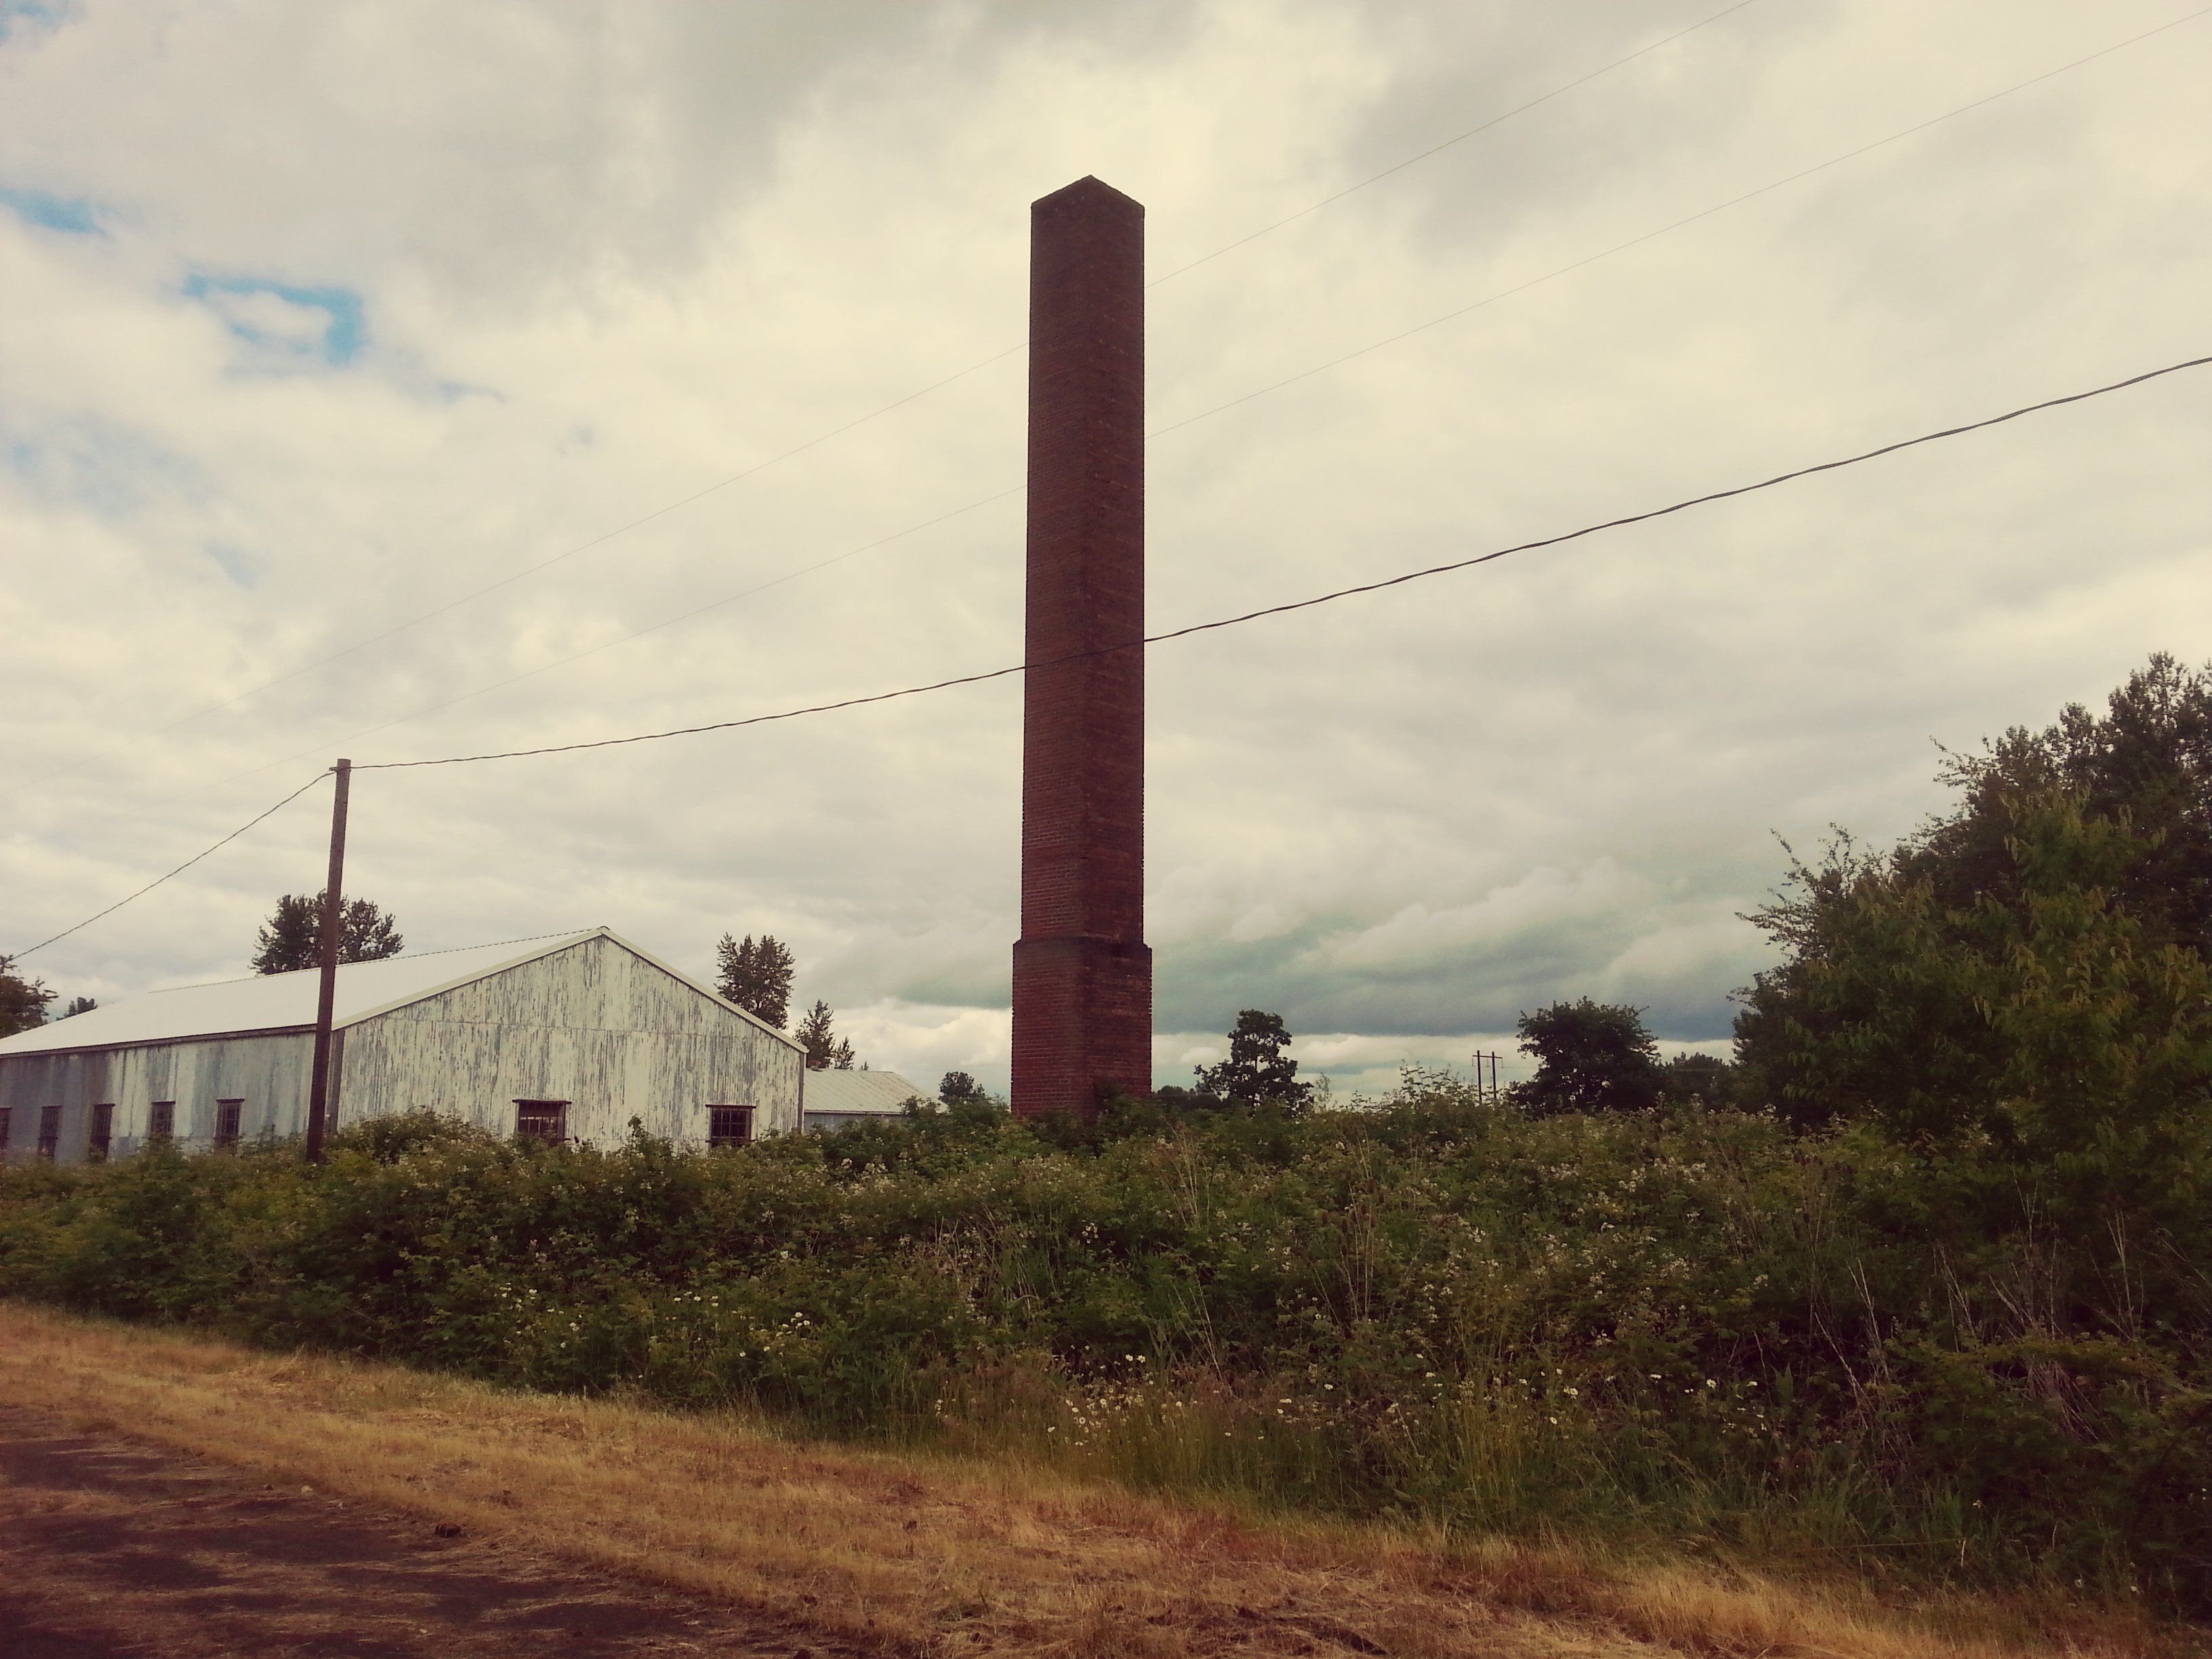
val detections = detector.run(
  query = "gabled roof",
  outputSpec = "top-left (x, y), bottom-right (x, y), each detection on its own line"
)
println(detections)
top-left (0, 928), bottom-right (802, 1058)
top-left (802, 1069), bottom-right (936, 1115)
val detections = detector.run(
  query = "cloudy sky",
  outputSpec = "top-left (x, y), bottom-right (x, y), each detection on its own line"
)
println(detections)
top-left (3, 0), bottom-right (2207, 1097)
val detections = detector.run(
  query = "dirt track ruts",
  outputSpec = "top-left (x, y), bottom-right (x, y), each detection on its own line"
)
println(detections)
top-left (0, 1406), bottom-right (867, 1659)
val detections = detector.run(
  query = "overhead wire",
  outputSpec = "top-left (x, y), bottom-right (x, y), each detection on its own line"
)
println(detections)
top-left (0, 0), bottom-right (1771, 806)
top-left (1145, 0), bottom-right (1769, 286)
top-left (16, 347), bottom-right (2209, 958)
top-left (1150, 0), bottom-right (2212, 441)
top-left (181, 0), bottom-right (2212, 796)
top-left (348, 351), bottom-right (2212, 772)
top-left (11, 772), bottom-right (329, 960)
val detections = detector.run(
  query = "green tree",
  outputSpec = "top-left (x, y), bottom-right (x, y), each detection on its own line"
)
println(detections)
top-left (251, 893), bottom-right (404, 975)
top-left (60, 995), bottom-right (97, 1019)
top-left (714, 933), bottom-right (795, 1028)
top-left (1193, 1010), bottom-right (1312, 1110)
top-left (0, 952), bottom-right (53, 1036)
top-left (1510, 999), bottom-right (1662, 1115)
top-left (1658, 1051), bottom-right (1733, 1103)
top-left (1736, 656), bottom-right (2212, 1162)
top-left (1909, 651), bottom-right (2212, 954)
top-left (1736, 790), bottom-right (2212, 1172)
top-left (940, 1070), bottom-right (986, 1105)
top-left (795, 1000), bottom-right (840, 1071)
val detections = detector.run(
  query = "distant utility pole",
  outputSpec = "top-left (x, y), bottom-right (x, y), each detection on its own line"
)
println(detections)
top-left (303, 758), bottom-right (351, 1163)
top-left (1471, 1050), bottom-right (1504, 1103)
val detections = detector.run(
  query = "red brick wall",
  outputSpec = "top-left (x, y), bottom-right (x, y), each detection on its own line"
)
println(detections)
top-left (1011, 177), bottom-right (1152, 1120)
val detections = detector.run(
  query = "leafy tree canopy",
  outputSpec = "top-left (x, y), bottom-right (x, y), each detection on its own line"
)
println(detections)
top-left (1734, 655), bottom-right (2212, 1187)
top-left (1908, 651), bottom-right (2212, 954)
top-left (61, 995), bottom-right (97, 1019)
top-left (715, 933), bottom-right (795, 1029)
top-left (940, 1070), bottom-right (987, 1105)
top-left (1193, 1010), bottom-right (1313, 1111)
top-left (794, 999), bottom-right (855, 1071)
top-left (0, 952), bottom-right (53, 1037)
top-left (1510, 998), bottom-right (1662, 1115)
top-left (251, 893), bottom-right (404, 975)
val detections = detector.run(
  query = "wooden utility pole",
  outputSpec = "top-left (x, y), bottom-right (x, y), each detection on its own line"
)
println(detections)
top-left (304, 758), bottom-right (352, 1163)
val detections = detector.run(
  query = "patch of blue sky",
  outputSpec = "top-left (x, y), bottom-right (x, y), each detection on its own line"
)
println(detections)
top-left (184, 274), bottom-right (367, 368)
top-left (0, 2), bottom-right (68, 42)
top-left (0, 186), bottom-right (100, 234)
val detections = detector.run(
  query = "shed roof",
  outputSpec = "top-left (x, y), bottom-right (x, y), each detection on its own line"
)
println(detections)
top-left (0, 928), bottom-right (801, 1058)
top-left (802, 1069), bottom-right (936, 1115)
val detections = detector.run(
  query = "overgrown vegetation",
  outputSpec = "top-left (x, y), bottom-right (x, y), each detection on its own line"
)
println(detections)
top-left (3, 1081), bottom-right (2206, 1611)
top-left (3, 657), bottom-right (2208, 1616)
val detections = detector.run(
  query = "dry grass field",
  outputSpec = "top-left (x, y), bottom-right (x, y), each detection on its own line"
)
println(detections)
top-left (0, 1303), bottom-right (2188, 1659)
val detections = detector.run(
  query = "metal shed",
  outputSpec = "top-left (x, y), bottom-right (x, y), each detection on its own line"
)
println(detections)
top-left (0, 928), bottom-right (805, 1164)
top-left (800, 1068), bottom-right (937, 1133)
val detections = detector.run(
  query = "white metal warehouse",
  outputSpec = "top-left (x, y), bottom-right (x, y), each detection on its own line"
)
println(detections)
top-left (0, 928), bottom-right (806, 1164)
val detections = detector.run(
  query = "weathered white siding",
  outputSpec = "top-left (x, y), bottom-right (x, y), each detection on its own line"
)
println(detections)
top-left (0, 930), bottom-right (804, 1164)
top-left (338, 935), bottom-right (804, 1145)
top-left (0, 1029), bottom-right (315, 1162)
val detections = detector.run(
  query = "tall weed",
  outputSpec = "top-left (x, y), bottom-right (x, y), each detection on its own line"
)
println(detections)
top-left (2, 1086), bottom-right (2205, 1611)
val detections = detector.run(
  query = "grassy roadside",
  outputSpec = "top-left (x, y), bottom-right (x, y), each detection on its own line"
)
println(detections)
top-left (0, 1303), bottom-right (2184, 1659)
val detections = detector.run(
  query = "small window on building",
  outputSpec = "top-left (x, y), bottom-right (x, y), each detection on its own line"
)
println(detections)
top-left (213, 1099), bottom-right (243, 1151)
top-left (148, 1101), bottom-right (176, 1143)
top-left (706, 1105), bottom-right (753, 1149)
top-left (89, 1103), bottom-right (115, 1162)
top-left (514, 1100), bottom-right (569, 1143)
top-left (0, 1106), bottom-right (12, 1151)
top-left (37, 1103), bottom-right (62, 1160)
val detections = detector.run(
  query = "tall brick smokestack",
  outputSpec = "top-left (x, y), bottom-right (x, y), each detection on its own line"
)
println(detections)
top-left (1010, 176), bottom-right (1151, 1120)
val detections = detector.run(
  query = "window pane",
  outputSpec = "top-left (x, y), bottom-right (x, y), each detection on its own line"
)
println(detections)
top-left (213, 1099), bottom-right (243, 1149)
top-left (89, 1103), bottom-right (114, 1162)
top-left (148, 1102), bottom-right (176, 1141)
top-left (38, 1104), bottom-right (61, 1160)
top-left (706, 1105), bottom-right (753, 1148)
top-left (514, 1100), bottom-right (568, 1143)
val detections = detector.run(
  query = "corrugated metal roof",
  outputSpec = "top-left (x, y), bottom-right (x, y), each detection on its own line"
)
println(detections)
top-left (802, 1069), bottom-right (935, 1115)
top-left (0, 930), bottom-right (602, 1057)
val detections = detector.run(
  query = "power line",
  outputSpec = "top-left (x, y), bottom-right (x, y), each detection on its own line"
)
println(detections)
top-left (323, 486), bottom-right (1027, 753)
top-left (216, 3), bottom-right (2212, 783)
top-left (1152, 0), bottom-right (2212, 440)
top-left (347, 350), bottom-right (2211, 773)
top-left (16, 348), bottom-right (2207, 956)
top-left (20, 1), bottom-right (2205, 832)
top-left (1146, 0), bottom-right (1769, 286)
top-left (12, 772), bottom-right (328, 960)
top-left (0, 0), bottom-right (1769, 806)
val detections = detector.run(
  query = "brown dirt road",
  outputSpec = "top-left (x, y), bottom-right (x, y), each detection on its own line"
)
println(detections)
top-left (0, 1406), bottom-right (854, 1658)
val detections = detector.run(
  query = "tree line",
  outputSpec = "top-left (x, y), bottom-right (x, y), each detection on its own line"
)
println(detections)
top-left (6, 654), bottom-right (2208, 1610)
top-left (1190, 653), bottom-right (2212, 1155)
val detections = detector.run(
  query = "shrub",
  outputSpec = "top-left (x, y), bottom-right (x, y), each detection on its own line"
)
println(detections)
top-left (4, 1084), bottom-right (2206, 1610)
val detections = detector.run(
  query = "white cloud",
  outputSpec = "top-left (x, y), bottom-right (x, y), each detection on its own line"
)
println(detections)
top-left (1313, 860), bottom-right (1654, 973)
